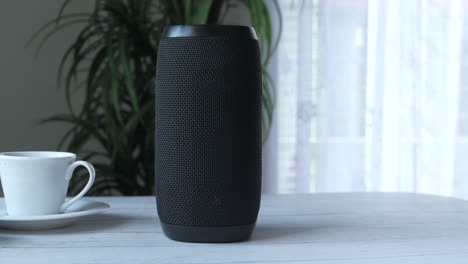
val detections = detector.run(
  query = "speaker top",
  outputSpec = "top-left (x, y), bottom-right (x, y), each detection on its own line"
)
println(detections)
top-left (162, 25), bottom-right (258, 40)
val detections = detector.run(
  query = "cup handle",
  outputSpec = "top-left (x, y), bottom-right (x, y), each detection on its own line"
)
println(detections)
top-left (59, 160), bottom-right (96, 213)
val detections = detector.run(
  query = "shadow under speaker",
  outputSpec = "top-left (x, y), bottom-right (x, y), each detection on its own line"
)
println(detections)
top-left (155, 25), bottom-right (262, 243)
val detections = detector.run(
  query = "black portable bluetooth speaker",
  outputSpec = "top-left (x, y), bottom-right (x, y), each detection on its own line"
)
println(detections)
top-left (155, 25), bottom-right (262, 243)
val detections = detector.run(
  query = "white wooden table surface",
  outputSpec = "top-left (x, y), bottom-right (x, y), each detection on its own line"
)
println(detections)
top-left (2, 193), bottom-right (468, 263)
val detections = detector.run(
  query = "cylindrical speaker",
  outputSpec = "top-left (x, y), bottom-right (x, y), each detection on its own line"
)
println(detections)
top-left (155, 25), bottom-right (262, 243)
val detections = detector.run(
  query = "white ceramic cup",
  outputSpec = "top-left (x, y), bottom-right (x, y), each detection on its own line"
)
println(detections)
top-left (0, 151), bottom-right (95, 216)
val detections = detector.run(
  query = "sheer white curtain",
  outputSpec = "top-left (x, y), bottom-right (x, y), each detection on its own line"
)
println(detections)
top-left (266, 0), bottom-right (468, 199)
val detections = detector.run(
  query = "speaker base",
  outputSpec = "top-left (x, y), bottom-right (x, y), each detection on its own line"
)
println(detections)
top-left (160, 221), bottom-right (256, 243)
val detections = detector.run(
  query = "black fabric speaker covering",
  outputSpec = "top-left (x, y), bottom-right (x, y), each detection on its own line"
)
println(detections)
top-left (155, 26), bottom-right (262, 230)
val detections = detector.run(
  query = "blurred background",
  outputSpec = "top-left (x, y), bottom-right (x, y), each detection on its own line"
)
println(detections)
top-left (2, 0), bottom-right (468, 199)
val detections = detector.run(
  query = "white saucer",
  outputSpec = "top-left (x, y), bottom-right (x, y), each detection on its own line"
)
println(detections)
top-left (0, 200), bottom-right (110, 230)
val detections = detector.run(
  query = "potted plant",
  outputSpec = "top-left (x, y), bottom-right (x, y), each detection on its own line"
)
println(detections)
top-left (29, 0), bottom-right (281, 195)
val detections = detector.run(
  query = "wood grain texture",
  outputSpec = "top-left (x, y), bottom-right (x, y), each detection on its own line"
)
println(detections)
top-left (2, 193), bottom-right (468, 263)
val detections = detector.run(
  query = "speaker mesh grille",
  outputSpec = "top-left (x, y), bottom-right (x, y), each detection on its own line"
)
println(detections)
top-left (155, 36), bottom-right (262, 227)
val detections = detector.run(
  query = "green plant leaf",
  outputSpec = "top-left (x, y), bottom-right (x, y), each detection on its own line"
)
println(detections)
top-left (33, 19), bottom-right (89, 57)
top-left (25, 13), bottom-right (90, 49)
top-left (191, 0), bottom-right (214, 24)
top-left (160, 0), bottom-right (184, 24)
top-left (119, 42), bottom-right (140, 113)
top-left (270, 0), bottom-right (282, 55)
top-left (40, 114), bottom-right (108, 147)
top-left (183, 0), bottom-right (193, 23)
top-left (105, 44), bottom-right (124, 126)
